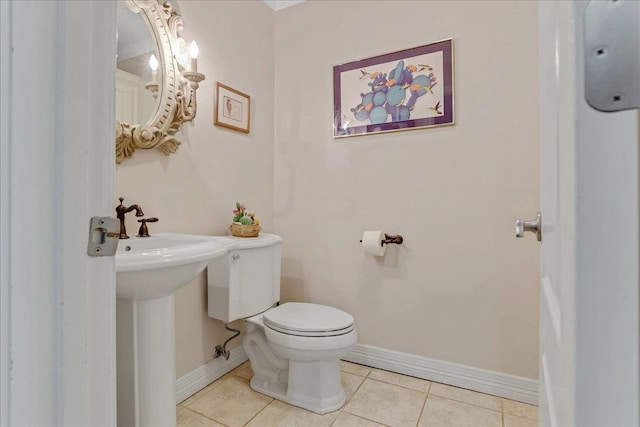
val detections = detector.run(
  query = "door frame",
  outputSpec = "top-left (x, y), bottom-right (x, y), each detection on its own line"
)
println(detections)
top-left (0, 1), bottom-right (12, 424)
top-left (0, 1), bottom-right (117, 425)
top-left (573, 2), bottom-right (639, 424)
top-left (538, 2), bottom-right (640, 425)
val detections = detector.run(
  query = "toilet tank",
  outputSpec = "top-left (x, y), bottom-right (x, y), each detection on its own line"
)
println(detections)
top-left (207, 233), bottom-right (283, 322)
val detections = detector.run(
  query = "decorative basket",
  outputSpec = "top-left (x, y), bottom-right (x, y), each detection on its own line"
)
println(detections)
top-left (229, 223), bottom-right (262, 238)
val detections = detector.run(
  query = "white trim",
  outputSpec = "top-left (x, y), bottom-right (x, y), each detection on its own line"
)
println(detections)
top-left (176, 347), bottom-right (248, 404)
top-left (262, 0), bottom-right (305, 12)
top-left (60, 2), bottom-right (118, 425)
top-left (343, 344), bottom-right (538, 405)
top-left (0, 1), bottom-right (12, 425)
top-left (2, 2), bottom-right (117, 425)
top-left (541, 276), bottom-right (562, 348)
top-left (573, 4), bottom-right (639, 426)
top-left (541, 351), bottom-right (558, 427)
top-left (8, 1), bottom-right (64, 423)
top-left (174, 343), bottom-right (537, 406)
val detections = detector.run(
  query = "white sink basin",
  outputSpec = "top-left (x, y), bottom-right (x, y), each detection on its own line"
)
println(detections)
top-left (115, 233), bottom-right (227, 300)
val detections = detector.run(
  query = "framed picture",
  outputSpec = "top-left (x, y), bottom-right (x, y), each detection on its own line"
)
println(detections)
top-left (333, 39), bottom-right (454, 138)
top-left (214, 82), bottom-right (251, 133)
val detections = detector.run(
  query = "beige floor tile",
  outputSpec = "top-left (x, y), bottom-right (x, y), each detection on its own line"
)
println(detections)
top-left (183, 375), bottom-right (272, 427)
top-left (176, 406), bottom-right (225, 427)
top-left (332, 411), bottom-right (388, 427)
top-left (246, 399), bottom-right (339, 427)
top-left (429, 383), bottom-right (501, 411)
top-left (231, 360), bottom-right (254, 381)
top-left (180, 380), bottom-right (219, 408)
top-left (341, 361), bottom-right (372, 377)
top-left (343, 378), bottom-right (427, 427)
top-left (502, 399), bottom-right (538, 421)
top-left (504, 414), bottom-right (538, 427)
top-left (418, 395), bottom-right (502, 427)
top-left (368, 368), bottom-right (431, 393)
top-left (342, 372), bottom-right (366, 404)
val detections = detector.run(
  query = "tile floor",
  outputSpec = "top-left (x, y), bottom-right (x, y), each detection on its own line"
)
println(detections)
top-left (177, 361), bottom-right (538, 427)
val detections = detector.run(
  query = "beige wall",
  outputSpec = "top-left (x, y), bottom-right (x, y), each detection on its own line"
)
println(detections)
top-left (117, 0), bottom-right (540, 382)
top-left (273, 1), bottom-right (540, 379)
top-left (115, 0), bottom-right (275, 378)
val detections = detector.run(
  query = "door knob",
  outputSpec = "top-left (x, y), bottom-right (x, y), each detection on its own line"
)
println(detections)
top-left (516, 212), bottom-right (542, 242)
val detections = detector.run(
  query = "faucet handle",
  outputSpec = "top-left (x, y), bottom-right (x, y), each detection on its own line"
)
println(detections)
top-left (137, 217), bottom-right (158, 237)
top-left (139, 217), bottom-right (158, 224)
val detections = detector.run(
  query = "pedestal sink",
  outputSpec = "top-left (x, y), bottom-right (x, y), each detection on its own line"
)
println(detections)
top-left (115, 233), bottom-right (228, 427)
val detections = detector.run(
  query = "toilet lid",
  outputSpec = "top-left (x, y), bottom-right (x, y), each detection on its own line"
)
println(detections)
top-left (263, 302), bottom-right (354, 336)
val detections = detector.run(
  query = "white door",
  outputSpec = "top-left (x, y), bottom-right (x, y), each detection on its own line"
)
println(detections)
top-left (0, 1), bottom-right (117, 425)
top-left (116, 69), bottom-right (141, 125)
top-left (537, 2), bottom-right (639, 426)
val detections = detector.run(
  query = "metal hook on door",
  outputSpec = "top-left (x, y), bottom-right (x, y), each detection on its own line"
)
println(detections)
top-left (584, 0), bottom-right (640, 112)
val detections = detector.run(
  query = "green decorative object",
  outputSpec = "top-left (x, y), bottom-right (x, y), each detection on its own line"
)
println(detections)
top-left (230, 201), bottom-right (262, 237)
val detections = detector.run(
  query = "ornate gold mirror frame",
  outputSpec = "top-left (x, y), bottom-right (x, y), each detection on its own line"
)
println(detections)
top-left (116, 0), bottom-right (204, 163)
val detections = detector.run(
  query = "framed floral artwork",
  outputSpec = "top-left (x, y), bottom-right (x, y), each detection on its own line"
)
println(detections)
top-left (333, 39), bottom-right (454, 138)
top-left (214, 82), bottom-right (251, 133)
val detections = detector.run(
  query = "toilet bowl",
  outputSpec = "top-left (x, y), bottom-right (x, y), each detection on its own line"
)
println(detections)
top-left (206, 234), bottom-right (357, 414)
top-left (242, 302), bottom-right (357, 414)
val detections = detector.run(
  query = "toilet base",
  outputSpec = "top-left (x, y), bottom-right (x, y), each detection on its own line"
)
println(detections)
top-left (241, 308), bottom-right (356, 415)
top-left (249, 364), bottom-right (346, 415)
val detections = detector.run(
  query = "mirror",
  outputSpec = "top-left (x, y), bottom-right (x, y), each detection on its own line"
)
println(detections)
top-left (116, 1), bottom-right (160, 129)
top-left (115, 0), bottom-right (205, 164)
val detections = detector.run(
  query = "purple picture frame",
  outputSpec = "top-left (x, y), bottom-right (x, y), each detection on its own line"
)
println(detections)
top-left (333, 39), bottom-right (454, 138)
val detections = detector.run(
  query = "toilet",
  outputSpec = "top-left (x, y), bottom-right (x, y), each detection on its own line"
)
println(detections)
top-left (207, 234), bottom-right (357, 414)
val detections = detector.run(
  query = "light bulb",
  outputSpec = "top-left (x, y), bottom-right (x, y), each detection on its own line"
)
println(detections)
top-left (149, 54), bottom-right (159, 71)
top-left (189, 41), bottom-right (199, 59)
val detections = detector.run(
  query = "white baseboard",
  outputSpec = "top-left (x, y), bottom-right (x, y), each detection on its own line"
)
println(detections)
top-left (176, 346), bottom-right (248, 404)
top-left (343, 344), bottom-right (538, 405)
top-left (176, 343), bottom-right (537, 406)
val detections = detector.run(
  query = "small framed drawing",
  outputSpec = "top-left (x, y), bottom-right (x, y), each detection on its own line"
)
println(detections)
top-left (333, 39), bottom-right (454, 138)
top-left (214, 82), bottom-right (251, 133)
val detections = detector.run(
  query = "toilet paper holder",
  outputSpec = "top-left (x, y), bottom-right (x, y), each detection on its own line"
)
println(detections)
top-left (360, 233), bottom-right (404, 246)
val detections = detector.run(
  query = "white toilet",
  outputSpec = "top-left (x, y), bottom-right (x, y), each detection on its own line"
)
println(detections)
top-left (207, 234), bottom-right (357, 414)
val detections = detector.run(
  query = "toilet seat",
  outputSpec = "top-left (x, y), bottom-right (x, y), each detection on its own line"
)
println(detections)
top-left (263, 302), bottom-right (354, 337)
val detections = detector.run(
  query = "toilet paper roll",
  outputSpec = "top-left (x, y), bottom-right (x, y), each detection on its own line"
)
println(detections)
top-left (362, 230), bottom-right (386, 256)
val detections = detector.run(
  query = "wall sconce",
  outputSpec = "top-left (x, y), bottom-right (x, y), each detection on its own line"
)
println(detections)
top-left (180, 40), bottom-right (205, 123)
top-left (183, 41), bottom-right (205, 89)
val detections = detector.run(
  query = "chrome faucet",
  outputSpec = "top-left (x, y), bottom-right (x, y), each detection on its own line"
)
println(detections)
top-left (115, 197), bottom-right (144, 239)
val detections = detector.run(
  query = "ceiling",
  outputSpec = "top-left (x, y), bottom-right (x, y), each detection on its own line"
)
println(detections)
top-left (262, 0), bottom-right (306, 11)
